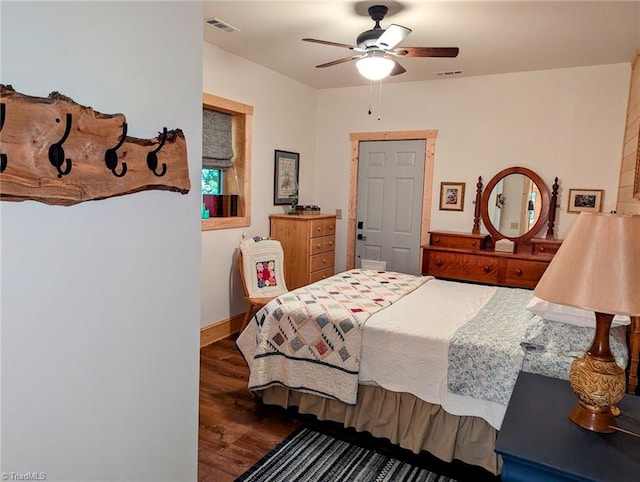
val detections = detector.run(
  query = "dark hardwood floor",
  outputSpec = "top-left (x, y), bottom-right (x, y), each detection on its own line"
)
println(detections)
top-left (198, 336), bottom-right (500, 482)
top-left (198, 337), bottom-right (302, 482)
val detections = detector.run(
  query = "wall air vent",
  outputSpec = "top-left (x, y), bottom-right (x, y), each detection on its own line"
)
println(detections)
top-left (205, 18), bottom-right (240, 33)
top-left (435, 70), bottom-right (464, 77)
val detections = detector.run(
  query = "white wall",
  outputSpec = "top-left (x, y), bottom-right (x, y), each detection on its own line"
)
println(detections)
top-left (201, 43), bottom-right (317, 327)
top-left (200, 46), bottom-right (630, 326)
top-left (314, 64), bottom-right (630, 271)
top-left (1, 2), bottom-right (202, 481)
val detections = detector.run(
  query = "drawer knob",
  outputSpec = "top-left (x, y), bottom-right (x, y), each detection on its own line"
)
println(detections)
top-left (539, 246), bottom-right (546, 252)
top-left (515, 268), bottom-right (523, 276)
top-left (435, 259), bottom-right (443, 267)
top-left (328, 242), bottom-right (333, 247)
top-left (483, 265), bottom-right (491, 273)
top-left (471, 240), bottom-right (477, 246)
top-left (433, 237), bottom-right (440, 244)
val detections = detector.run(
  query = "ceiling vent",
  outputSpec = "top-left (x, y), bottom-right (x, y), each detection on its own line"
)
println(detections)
top-left (435, 70), bottom-right (464, 77)
top-left (205, 18), bottom-right (240, 33)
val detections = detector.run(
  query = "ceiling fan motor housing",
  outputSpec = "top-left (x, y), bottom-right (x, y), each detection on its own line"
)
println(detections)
top-left (358, 5), bottom-right (389, 48)
top-left (357, 29), bottom-right (385, 49)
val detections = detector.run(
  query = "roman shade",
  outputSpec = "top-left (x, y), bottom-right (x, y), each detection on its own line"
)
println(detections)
top-left (203, 108), bottom-right (234, 168)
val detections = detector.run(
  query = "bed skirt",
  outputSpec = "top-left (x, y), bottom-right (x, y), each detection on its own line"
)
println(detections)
top-left (260, 384), bottom-right (502, 475)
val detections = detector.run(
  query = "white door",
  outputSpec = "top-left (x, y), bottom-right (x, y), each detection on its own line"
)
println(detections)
top-left (355, 139), bottom-right (426, 274)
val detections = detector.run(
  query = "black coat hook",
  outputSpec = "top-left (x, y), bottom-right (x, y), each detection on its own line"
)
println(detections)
top-left (146, 127), bottom-right (167, 177)
top-left (0, 103), bottom-right (6, 173)
top-left (104, 122), bottom-right (128, 177)
top-left (48, 113), bottom-right (73, 178)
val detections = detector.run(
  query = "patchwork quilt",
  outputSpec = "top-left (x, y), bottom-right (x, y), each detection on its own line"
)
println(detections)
top-left (237, 269), bottom-right (431, 404)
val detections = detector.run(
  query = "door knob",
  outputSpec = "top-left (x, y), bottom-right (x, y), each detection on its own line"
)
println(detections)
top-left (357, 233), bottom-right (367, 240)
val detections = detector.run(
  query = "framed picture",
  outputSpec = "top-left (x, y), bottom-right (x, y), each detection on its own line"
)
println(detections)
top-left (439, 182), bottom-right (465, 211)
top-left (273, 150), bottom-right (299, 205)
top-left (567, 189), bottom-right (603, 213)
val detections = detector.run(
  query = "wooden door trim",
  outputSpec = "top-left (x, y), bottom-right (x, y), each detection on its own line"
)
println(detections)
top-left (347, 130), bottom-right (438, 269)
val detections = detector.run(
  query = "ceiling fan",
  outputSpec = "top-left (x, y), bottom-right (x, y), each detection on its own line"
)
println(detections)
top-left (302, 5), bottom-right (459, 80)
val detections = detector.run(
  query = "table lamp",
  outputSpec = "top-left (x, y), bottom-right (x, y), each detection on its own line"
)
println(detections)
top-left (534, 212), bottom-right (640, 433)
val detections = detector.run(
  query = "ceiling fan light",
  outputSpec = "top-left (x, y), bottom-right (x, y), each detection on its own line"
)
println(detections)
top-left (356, 56), bottom-right (394, 81)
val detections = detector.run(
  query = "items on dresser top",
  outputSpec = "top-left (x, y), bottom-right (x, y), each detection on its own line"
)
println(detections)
top-left (494, 239), bottom-right (515, 253)
top-left (269, 214), bottom-right (336, 290)
top-left (295, 204), bottom-right (321, 214)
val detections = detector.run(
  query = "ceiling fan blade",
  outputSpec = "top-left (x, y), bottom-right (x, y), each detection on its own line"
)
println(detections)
top-left (303, 38), bottom-right (357, 50)
top-left (394, 47), bottom-right (459, 58)
top-left (390, 60), bottom-right (406, 76)
top-left (315, 55), bottom-right (362, 68)
top-left (375, 24), bottom-right (411, 50)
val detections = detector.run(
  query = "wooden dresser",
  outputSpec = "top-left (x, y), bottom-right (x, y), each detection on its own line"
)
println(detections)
top-left (269, 214), bottom-right (336, 290)
top-left (422, 231), bottom-right (562, 289)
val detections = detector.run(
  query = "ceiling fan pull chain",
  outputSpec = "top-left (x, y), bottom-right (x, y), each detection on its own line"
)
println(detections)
top-left (377, 80), bottom-right (383, 120)
top-left (368, 81), bottom-right (373, 115)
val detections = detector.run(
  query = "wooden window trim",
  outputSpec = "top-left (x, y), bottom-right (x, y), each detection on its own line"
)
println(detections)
top-left (201, 92), bottom-right (253, 231)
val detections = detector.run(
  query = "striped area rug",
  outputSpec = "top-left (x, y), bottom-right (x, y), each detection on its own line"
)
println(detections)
top-left (235, 427), bottom-right (456, 482)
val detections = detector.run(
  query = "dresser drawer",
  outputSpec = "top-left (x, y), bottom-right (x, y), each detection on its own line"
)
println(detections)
top-left (426, 251), bottom-right (499, 284)
top-left (309, 235), bottom-right (335, 255)
top-left (505, 259), bottom-right (548, 288)
top-left (429, 231), bottom-right (489, 251)
top-left (309, 266), bottom-right (334, 283)
top-left (310, 252), bottom-right (334, 272)
top-left (310, 218), bottom-right (336, 238)
top-left (531, 239), bottom-right (562, 256)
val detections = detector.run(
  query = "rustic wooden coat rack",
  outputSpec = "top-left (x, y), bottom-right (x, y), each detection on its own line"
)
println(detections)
top-left (0, 84), bottom-right (190, 206)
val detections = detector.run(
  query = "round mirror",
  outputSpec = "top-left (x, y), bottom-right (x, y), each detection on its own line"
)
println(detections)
top-left (480, 167), bottom-right (550, 243)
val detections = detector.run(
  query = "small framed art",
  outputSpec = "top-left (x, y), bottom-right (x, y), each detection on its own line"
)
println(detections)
top-left (273, 150), bottom-right (299, 205)
top-left (567, 189), bottom-right (603, 213)
top-left (439, 182), bottom-right (465, 211)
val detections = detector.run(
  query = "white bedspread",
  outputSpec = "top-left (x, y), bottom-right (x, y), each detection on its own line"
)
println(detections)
top-left (359, 279), bottom-right (510, 429)
top-left (240, 274), bottom-right (615, 431)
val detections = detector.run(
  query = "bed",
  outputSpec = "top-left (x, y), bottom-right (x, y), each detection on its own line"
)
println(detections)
top-left (236, 269), bottom-right (630, 475)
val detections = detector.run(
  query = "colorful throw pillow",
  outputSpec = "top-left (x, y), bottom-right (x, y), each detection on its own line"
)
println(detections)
top-left (255, 260), bottom-right (277, 288)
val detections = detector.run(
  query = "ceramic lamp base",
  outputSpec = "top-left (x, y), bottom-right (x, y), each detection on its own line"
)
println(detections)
top-left (569, 401), bottom-right (617, 433)
top-left (568, 353), bottom-right (625, 433)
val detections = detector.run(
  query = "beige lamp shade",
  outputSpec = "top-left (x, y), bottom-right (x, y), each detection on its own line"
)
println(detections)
top-left (534, 212), bottom-right (640, 316)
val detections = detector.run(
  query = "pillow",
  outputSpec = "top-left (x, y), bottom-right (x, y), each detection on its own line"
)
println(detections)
top-left (526, 296), bottom-right (630, 327)
top-left (240, 237), bottom-right (287, 298)
top-left (255, 260), bottom-right (277, 288)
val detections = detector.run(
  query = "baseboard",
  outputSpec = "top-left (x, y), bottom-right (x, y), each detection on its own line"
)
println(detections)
top-left (201, 313), bottom-right (245, 347)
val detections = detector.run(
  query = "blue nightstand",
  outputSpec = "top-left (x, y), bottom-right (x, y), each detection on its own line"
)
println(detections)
top-left (495, 372), bottom-right (640, 481)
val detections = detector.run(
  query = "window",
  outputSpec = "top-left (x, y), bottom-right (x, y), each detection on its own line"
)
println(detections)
top-left (201, 93), bottom-right (253, 230)
top-left (202, 168), bottom-right (221, 196)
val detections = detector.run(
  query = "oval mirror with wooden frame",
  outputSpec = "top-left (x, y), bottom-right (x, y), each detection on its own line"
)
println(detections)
top-left (480, 166), bottom-right (550, 244)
